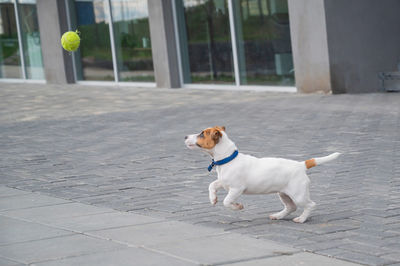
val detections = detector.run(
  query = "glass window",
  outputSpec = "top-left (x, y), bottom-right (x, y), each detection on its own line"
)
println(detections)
top-left (233, 0), bottom-right (294, 86)
top-left (0, 0), bottom-right (22, 78)
top-left (74, 0), bottom-right (114, 81)
top-left (110, 0), bottom-right (154, 82)
top-left (176, 0), bottom-right (235, 84)
top-left (18, 0), bottom-right (44, 79)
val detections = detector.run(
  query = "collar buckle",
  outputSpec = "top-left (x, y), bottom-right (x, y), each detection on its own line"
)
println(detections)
top-left (208, 150), bottom-right (238, 172)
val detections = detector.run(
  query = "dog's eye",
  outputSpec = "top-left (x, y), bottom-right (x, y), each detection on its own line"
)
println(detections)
top-left (199, 132), bottom-right (204, 138)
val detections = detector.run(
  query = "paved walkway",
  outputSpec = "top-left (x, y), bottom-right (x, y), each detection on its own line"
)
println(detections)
top-left (1, 83), bottom-right (400, 265)
top-left (0, 186), bottom-right (358, 265)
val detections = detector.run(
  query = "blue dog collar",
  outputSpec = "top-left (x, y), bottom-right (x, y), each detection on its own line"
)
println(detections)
top-left (208, 150), bottom-right (239, 172)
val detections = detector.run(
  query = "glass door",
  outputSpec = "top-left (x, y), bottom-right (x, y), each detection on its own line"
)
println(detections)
top-left (73, 0), bottom-right (114, 81)
top-left (110, 0), bottom-right (154, 82)
top-left (0, 0), bottom-right (22, 78)
top-left (69, 0), bottom-right (155, 83)
top-left (19, 0), bottom-right (44, 79)
top-left (0, 0), bottom-right (44, 80)
top-left (175, 0), bottom-right (295, 88)
top-left (176, 0), bottom-right (235, 84)
top-left (232, 0), bottom-right (294, 86)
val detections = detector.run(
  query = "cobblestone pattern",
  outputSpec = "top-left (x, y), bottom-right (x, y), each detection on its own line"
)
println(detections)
top-left (1, 84), bottom-right (400, 265)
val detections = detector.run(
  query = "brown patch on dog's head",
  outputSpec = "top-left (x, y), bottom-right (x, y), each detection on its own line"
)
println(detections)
top-left (196, 127), bottom-right (223, 149)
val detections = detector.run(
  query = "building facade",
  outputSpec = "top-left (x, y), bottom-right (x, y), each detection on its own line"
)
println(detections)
top-left (1, 0), bottom-right (399, 93)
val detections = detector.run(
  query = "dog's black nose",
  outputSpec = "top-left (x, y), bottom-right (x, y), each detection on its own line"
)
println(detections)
top-left (185, 136), bottom-right (188, 140)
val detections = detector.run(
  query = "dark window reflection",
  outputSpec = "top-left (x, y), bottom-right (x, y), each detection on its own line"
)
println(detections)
top-left (234, 0), bottom-right (294, 86)
top-left (75, 0), bottom-right (114, 81)
top-left (19, 0), bottom-right (44, 79)
top-left (111, 0), bottom-right (154, 82)
top-left (0, 1), bottom-right (22, 78)
top-left (177, 0), bottom-right (235, 84)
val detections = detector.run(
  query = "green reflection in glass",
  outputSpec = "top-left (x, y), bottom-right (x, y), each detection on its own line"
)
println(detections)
top-left (111, 0), bottom-right (154, 82)
top-left (19, 0), bottom-right (44, 79)
top-left (0, 1), bottom-right (22, 78)
top-left (233, 0), bottom-right (294, 86)
top-left (177, 0), bottom-right (235, 84)
top-left (75, 0), bottom-right (114, 81)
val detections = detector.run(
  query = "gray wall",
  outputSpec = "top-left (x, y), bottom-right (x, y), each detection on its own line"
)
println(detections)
top-left (325, 0), bottom-right (400, 93)
top-left (288, 0), bottom-right (331, 93)
top-left (289, 0), bottom-right (400, 94)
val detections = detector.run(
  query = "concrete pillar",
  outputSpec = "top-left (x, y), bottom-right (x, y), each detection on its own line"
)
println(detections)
top-left (288, 0), bottom-right (331, 93)
top-left (37, 0), bottom-right (74, 84)
top-left (148, 0), bottom-right (181, 88)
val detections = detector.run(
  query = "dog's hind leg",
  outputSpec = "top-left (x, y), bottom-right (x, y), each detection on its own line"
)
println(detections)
top-left (291, 179), bottom-right (316, 223)
top-left (293, 200), bottom-right (316, 223)
top-left (284, 174), bottom-right (316, 223)
top-left (269, 192), bottom-right (297, 220)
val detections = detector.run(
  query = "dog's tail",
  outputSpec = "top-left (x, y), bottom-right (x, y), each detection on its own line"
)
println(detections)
top-left (304, 152), bottom-right (341, 170)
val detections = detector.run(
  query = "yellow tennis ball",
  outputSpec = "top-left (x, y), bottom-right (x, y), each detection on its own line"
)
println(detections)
top-left (61, 31), bottom-right (80, 52)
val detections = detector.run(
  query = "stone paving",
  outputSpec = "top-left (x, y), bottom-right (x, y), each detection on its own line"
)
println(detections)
top-left (1, 83), bottom-right (400, 265)
top-left (0, 185), bottom-right (361, 265)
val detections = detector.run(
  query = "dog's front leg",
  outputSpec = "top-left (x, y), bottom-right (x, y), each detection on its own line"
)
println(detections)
top-left (223, 188), bottom-right (244, 210)
top-left (209, 180), bottom-right (223, 205)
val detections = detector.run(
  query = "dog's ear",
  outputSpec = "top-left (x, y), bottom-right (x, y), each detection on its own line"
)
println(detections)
top-left (215, 126), bottom-right (226, 132)
top-left (212, 129), bottom-right (223, 143)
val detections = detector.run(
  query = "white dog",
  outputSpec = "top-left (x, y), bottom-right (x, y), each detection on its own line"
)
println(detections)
top-left (185, 126), bottom-right (340, 223)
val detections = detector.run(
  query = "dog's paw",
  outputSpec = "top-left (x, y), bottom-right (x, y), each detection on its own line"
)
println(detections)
top-left (210, 196), bottom-right (218, 205)
top-left (293, 216), bottom-right (306, 223)
top-left (233, 203), bottom-right (244, 210)
top-left (269, 213), bottom-right (280, 220)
